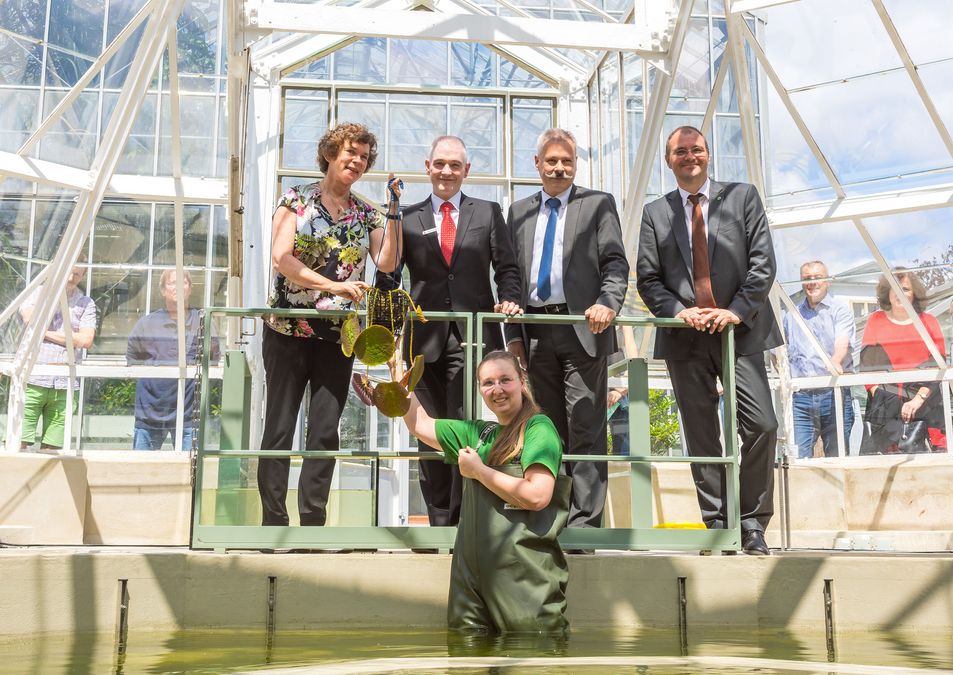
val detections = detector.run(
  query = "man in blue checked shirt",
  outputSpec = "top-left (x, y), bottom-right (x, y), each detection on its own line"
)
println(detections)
top-left (783, 260), bottom-right (856, 459)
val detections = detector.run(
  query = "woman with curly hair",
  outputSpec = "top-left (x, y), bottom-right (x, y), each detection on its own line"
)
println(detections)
top-left (259, 122), bottom-right (402, 527)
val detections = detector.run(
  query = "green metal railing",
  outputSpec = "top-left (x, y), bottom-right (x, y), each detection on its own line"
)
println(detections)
top-left (191, 307), bottom-right (740, 553)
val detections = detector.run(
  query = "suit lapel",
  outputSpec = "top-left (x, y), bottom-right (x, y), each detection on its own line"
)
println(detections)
top-left (561, 185), bottom-right (580, 276)
top-left (521, 192), bottom-right (542, 278)
top-left (449, 193), bottom-right (473, 269)
top-left (414, 197), bottom-right (446, 268)
top-left (667, 190), bottom-right (693, 276)
top-left (706, 180), bottom-right (724, 261)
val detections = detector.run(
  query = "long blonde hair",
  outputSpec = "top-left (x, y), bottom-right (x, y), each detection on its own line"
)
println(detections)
top-left (480, 350), bottom-right (541, 466)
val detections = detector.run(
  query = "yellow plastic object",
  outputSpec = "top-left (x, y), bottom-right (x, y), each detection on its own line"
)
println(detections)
top-left (654, 522), bottom-right (706, 529)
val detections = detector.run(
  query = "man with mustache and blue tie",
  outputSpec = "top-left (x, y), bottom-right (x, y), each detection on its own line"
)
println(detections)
top-left (505, 128), bottom-right (629, 541)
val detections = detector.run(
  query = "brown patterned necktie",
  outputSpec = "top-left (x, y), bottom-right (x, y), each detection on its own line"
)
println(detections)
top-left (687, 193), bottom-right (716, 308)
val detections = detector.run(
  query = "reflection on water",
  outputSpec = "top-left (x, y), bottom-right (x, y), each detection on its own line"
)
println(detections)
top-left (1, 626), bottom-right (951, 674)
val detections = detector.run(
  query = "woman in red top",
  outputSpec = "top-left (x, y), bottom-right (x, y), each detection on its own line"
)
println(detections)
top-left (860, 270), bottom-right (946, 454)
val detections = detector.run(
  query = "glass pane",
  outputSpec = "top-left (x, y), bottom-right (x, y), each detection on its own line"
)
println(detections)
top-left (918, 60), bottom-right (953, 138)
top-left (332, 38), bottom-right (386, 83)
top-left (88, 268), bottom-right (148, 356)
top-left (512, 98), bottom-right (553, 179)
top-left (92, 201), bottom-right (151, 265)
top-left (149, 267), bottom-right (207, 315)
top-left (45, 48), bottom-right (97, 88)
top-left (388, 101), bottom-right (446, 173)
top-left (714, 115), bottom-right (747, 183)
top-left (158, 93), bottom-right (217, 176)
top-left (38, 90), bottom-right (99, 169)
top-left (176, 0), bottom-right (219, 78)
top-left (48, 0), bottom-right (104, 57)
top-left (589, 80), bottom-right (601, 188)
top-left (451, 43), bottom-right (496, 88)
top-left (449, 99), bottom-right (501, 175)
top-left (755, 0), bottom-right (899, 90)
top-left (102, 19), bottom-right (146, 89)
top-left (863, 209), bottom-right (953, 288)
top-left (0, 0), bottom-right (47, 40)
top-left (286, 54), bottom-right (330, 81)
top-left (107, 0), bottom-right (149, 43)
top-left (389, 39), bottom-right (448, 86)
top-left (211, 205), bottom-right (228, 269)
top-left (601, 57), bottom-right (622, 200)
top-left (880, 0), bottom-right (953, 66)
top-left (669, 17), bottom-right (710, 112)
top-left (153, 203), bottom-right (210, 266)
top-left (790, 70), bottom-right (953, 187)
top-left (499, 59), bottom-right (549, 89)
top-left (33, 197), bottom-right (78, 261)
top-left (80, 378), bottom-right (137, 449)
top-left (762, 84), bottom-right (831, 200)
top-left (108, 90), bottom-right (159, 175)
top-left (210, 270), bottom-right (228, 307)
top-left (0, 88), bottom-right (39, 153)
top-left (0, 34), bottom-right (44, 86)
top-left (282, 89), bottom-right (329, 170)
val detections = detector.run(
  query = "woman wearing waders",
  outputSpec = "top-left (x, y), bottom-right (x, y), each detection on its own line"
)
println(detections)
top-left (403, 350), bottom-right (570, 633)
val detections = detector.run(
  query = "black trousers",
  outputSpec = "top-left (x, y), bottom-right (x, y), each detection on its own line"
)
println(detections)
top-left (527, 322), bottom-right (608, 529)
top-left (413, 327), bottom-right (465, 526)
top-left (258, 328), bottom-right (354, 526)
top-left (666, 333), bottom-right (777, 532)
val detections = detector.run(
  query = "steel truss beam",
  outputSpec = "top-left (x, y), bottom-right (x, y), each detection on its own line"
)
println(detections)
top-left (245, 2), bottom-right (669, 54)
top-left (0, 151), bottom-right (227, 202)
top-left (768, 182), bottom-right (953, 228)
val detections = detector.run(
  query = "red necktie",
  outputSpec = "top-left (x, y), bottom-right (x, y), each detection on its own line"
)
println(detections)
top-left (440, 201), bottom-right (456, 265)
top-left (688, 193), bottom-right (716, 308)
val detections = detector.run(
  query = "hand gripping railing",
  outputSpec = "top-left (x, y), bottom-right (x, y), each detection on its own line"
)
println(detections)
top-left (190, 307), bottom-right (740, 553)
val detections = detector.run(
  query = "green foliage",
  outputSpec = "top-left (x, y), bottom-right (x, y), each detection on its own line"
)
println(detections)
top-left (87, 379), bottom-right (136, 415)
top-left (649, 390), bottom-right (681, 456)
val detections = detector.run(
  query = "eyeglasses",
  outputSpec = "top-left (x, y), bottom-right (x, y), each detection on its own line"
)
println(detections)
top-left (670, 147), bottom-right (708, 158)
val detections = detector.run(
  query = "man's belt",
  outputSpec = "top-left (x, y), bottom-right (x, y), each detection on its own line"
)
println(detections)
top-left (526, 303), bottom-right (569, 314)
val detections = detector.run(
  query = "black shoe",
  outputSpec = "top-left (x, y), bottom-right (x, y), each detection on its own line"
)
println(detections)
top-left (742, 530), bottom-right (770, 556)
top-left (411, 548), bottom-right (439, 554)
top-left (564, 549), bottom-right (595, 555)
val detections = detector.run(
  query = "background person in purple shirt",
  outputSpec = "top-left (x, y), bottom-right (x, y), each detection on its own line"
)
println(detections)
top-left (126, 270), bottom-right (218, 450)
top-left (19, 264), bottom-right (97, 449)
top-left (783, 260), bottom-right (856, 458)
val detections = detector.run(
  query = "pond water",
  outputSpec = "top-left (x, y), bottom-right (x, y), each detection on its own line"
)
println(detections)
top-left (2, 626), bottom-right (950, 674)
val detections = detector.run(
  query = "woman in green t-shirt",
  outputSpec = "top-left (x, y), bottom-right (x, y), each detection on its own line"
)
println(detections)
top-left (403, 350), bottom-right (569, 633)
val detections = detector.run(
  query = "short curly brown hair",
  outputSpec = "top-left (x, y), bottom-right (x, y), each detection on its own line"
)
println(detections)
top-left (876, 269), bottom-right (927, 313)
top-left (316, 122), bottom-right (378, 174)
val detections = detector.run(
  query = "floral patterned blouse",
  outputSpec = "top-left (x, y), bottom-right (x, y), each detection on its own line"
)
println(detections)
top-left (266, 182), bottom-right (384, 342)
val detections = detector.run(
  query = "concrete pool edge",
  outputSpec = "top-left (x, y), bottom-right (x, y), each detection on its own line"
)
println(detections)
top-left (1, 547), bottom-right (951, 638)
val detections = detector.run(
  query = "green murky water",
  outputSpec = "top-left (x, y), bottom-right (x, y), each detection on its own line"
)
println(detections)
top-left (1, 627), bottom-right (951, 674)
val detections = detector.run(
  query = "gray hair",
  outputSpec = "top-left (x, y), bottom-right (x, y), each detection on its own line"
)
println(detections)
top-left (429, 135), bottom-right (468, 162)
top-left (536, 128), bottom-right (576, 157)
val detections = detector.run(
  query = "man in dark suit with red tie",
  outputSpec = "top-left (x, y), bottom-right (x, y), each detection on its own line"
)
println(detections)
top-left (400, 135), bottom-right (523, 526)
top-left (636, 126), bottom-right (782, 555)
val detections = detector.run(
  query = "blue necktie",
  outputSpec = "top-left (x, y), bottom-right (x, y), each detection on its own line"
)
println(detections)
top-left (536, 197), bottom-right (561, 302)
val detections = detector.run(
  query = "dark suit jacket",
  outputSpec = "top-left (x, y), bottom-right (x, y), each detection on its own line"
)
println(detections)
top-left (401, 193), bottom-right (521, 361)
top-left (636, 180), bottom-right (782, 359)
top-left (505, 185), bottom-right (629, 358)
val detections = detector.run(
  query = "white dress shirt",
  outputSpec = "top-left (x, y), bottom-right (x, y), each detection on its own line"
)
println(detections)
top-left (528, 186), bottom-right (571, 306)
top-left (677, 178), bottom-right (711, 248)
top-left (430, 192), bottom-right (462, 247)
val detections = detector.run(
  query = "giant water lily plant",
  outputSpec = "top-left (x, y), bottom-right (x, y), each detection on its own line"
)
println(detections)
top-left (342, 177), bottom-right (427, 417)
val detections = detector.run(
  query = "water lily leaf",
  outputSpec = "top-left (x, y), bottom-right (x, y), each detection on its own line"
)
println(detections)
top-left (351, 373), bottom-right (375, 406)
top-left (406, 355), bottom-right (425, 392)
top-left (353, 325), bottom-right (395, 366)
top-left (340, 312), bottom-right (361, 357)
top-left (372, 381), bottom-right (410, 418)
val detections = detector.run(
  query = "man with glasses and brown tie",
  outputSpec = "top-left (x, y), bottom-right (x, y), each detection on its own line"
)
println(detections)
top-left (397, 135), bottom-right (523, 529)
top-left (636, 126), bottom-right (782, 555)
